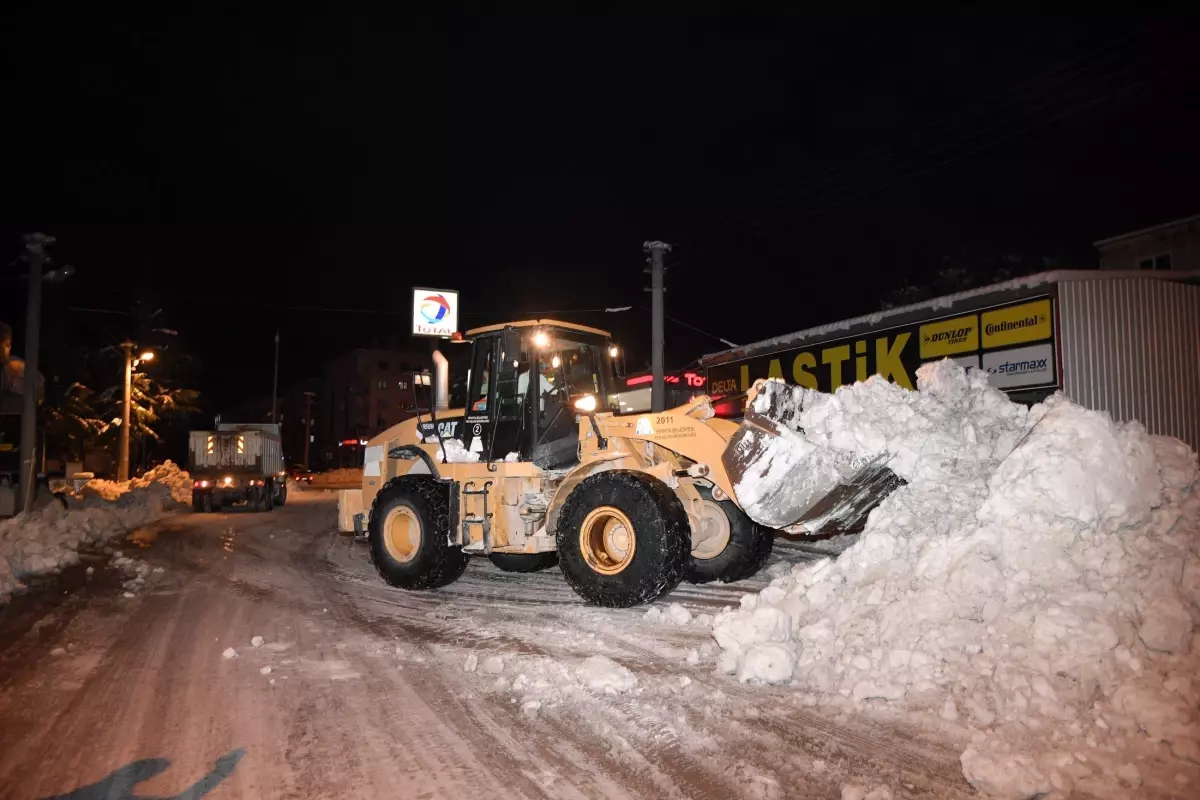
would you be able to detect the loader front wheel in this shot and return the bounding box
[557,471,690,607]
[685,484,774,584]
[369,476,469,590]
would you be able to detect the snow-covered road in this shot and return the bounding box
[0,491,972,799]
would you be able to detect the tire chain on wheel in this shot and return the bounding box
[368,475,470,590]
[556,470,691,608]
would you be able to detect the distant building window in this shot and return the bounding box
[377,380,387,389]
[1140,254,1173,271]
[397,381,408,391]
[379,360,388,371]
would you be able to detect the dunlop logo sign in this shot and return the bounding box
[919,314,979,359]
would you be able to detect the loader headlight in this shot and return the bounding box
[574,395,597,412]
[533,331,550,349]
[222,476,234,486]
[609,345,619,358]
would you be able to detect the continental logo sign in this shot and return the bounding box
[919,314,978,359]
[706,295,1056,399]
[981,299,1051,348]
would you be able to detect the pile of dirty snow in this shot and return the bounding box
[305,467,364,488]
[79,460,193,506]
[1,464,189,603]
[713,361,1200,799]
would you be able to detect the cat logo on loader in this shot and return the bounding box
[338,320,902,607]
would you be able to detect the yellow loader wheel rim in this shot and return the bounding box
[579,506,637,576]
[383,505,422,564]
[691,498,732,560]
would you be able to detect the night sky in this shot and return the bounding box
[4,12,1199,416]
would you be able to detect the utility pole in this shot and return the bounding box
[16,234,49,513]
[643,240,670,412]
[302,391,315,469]
[118,342,134,482]
[270,328,280,423]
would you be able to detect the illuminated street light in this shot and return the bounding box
[118,342,155,481]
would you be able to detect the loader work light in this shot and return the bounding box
[574,395,597,412]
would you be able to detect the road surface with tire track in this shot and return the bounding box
[0,490,974,799]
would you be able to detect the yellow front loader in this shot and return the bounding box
[338,320,902,607]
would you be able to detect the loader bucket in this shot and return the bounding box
[721,380,905,533]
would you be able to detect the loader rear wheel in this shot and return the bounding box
[557,471,690,607]
[369,476,469,590]
[488,552,558,573]
[685,484,774,584]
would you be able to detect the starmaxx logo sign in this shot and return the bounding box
[982,342,1056,390]
[411,288,459,337]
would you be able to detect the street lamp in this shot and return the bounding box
[117,342,154,481]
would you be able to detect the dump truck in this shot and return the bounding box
[337,320,902,607]
[189,424,287,512]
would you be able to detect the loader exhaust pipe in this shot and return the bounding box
[432,349,449,412]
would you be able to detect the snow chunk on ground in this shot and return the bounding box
[576,655,638,694]
[222,648,238,659]
[710,361,1200,799]
[251,636,264,647]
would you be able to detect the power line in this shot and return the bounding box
[670,51,1184,272]
[672,24,1156,254]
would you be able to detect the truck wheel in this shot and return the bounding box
[250,487,264,512]
[276,483,288,506]
[265,487,275,511]
[193,493,212,513]
[556,471,690,607]
[368,476,469,590]
[488,552,558,573]
[685,484,774,584]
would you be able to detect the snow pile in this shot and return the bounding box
[130,461,193,504]
[712,361,1200,798]
[0,467,185,604]
[306,467,363,488]
[78,460,192,506]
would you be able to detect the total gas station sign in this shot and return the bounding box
[411,287,460,338]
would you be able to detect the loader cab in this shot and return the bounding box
[460,321,620,469]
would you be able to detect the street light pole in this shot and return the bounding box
[643,240,670,413]
[303,391,315,470]
[118,341,134,482]
[270,328,280,423]
[16,234,49,513]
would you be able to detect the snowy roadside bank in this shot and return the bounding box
[712,362,1199,799]
[0,461,191,604]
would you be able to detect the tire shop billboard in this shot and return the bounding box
[704,292,1058,402]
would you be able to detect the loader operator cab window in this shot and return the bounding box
[531,331,618,469]
[464,331,531,462]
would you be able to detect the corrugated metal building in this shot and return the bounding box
[699,270,1200,451]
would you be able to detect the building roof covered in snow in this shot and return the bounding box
[699,268,1200,367]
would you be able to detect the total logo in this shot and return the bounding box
[420,294,451,324]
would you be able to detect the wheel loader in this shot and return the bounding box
[338,320,903,607]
